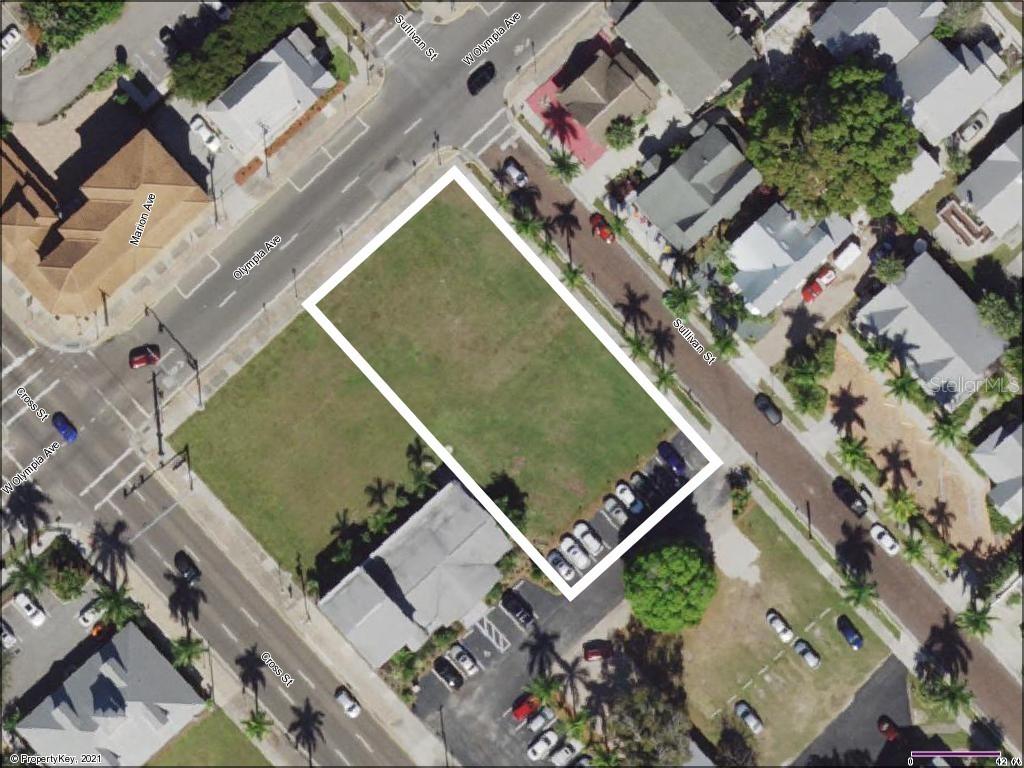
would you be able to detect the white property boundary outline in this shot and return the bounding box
[302,167,723,600]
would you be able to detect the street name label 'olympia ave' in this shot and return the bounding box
[395,14,438,62]
[1,441,61,496]
[128,193,156,247]
[462,12,521,66]
[233,234,283,279]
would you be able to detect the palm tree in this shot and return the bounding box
[662,283,699,319]
[930,411,965,447]
[561,263,584,289]
[605,115,636,150]
[93,583,141,629]
[330,508,351,540]
[841,571,879,608]
[886,370,917,402]
[711,329,739,361]
[902,535,925,565]
[591,746,621,767]
[243,708,272,741]
[654,364,675,392]
[873,255,906,285]
[956,601,993,638]
[170,634,206,669]
[549,148,581,182]
[626,332,650,361]
[922,675,974,718]
[865,340,894,373]
[937,545,961,575]
[2,706,21,750]
[605,213,628,241]
[366,507,397,538]
[8,555,48,598]
[363,477,394,511]
[557,656,590,714]
[330,538,355,568]
[513,214,546,242]
[791,383,827,416]
[527,675,561,707]
[837,435,875,476]
[558,708,591,741]
[537,236,559,259]
[288,698,325,766]
[885,488,919,528]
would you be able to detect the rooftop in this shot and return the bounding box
[972,423,1023,523]
[956,126,1023,239]
[811,1,944,65]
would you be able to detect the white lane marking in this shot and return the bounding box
[297,669,315,688]
[79,447,134,496]
[107,500,125,518]
[528,3,546,20]
[127,499,180,541]
[333,747,350,764]
[291,118,370,193]
[320,145,334,161]
[239,606,259,626]
[403,117,423,135]
[92,386,137,432]
[146,541,162,558]
[220,622,239,642]
[463,108,506,152]
[355,733,374,752]
[176,254,222,300]
[2,368,43,403]
[375,19,401,47]
[217,291,237,309]
[278,687,296,705]
[134,489,147,503]
[341,175,360,194]
[383,35,406,60]
[481,2,506,16]
[2,444,20,466]
[279,233,298,250]
[1,347,36,379]
[3,376,56,426]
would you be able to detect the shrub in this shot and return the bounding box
[22,1,124,53]
[51,568,87,601]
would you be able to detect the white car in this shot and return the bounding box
[734,700,763,735]
[527,730,560,761]
[547,549,577,581]
[78,601,101,628]
[602,496,628,526]
[503,157,528,188]
[1,619,16,649]
[14,592,45,627]
[572,521,604,557]
[765,609,794,644]
[793,639,821,669]
[448,643,479,676]
[335,688,361,718]
[870,523,900,556]
[189,115,222,153]
[958,112,987,144]
[1,25,21,56]
[527,706,556,733]
[559,535,591,571]
[614,481,642,514]
[551,740,583,767]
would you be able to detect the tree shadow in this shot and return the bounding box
[829,384,867,438]
[887,332,921,374]
[660,248,697,283]
[878,441,916,491]
[164,571,207,634]
[971,254,1020,301]
[3,481,52,553]
[927,499,957,540]
[519,625,562,679]
[88,520,134,588]
[555,654,591,715]
[916,611,972,681]
[551,200,581,264]
[288,698,325,767]
[235,644,267,712]
[614,284,652,335]
[484,471,529,529]
[835,521,875,578]
[716,713,758,766]
[648,322,676,364]
[782,303,825,353]
[509,183,543,219]
[801,747,872,766]
[541,102,579,148]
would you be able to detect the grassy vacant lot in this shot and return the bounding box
[320,184,673,541]
[682,507,888,765]
[170,314,416,569]
[148,708,268,766]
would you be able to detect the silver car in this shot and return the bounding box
[870,523,900,556]
[527,706,556,733]
[602,496,629,526]
[335,687,361,718]
[527,730,560,761]
[547,549,577,582]
[793,639,821,669]
[1,619,16,649]
[448,643,480,676]
[734,700,763,735]
[572,521,604,557]
[559,535,591,571]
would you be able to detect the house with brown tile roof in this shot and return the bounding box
[1,129,208,316]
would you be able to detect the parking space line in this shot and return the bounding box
[239,606,259,626]
[320,145,334,161]
[403,117,423,135]
[278,687,296,705]
[107,500,125,518]
[480,2,506,16]
[80,447,134,496]
[176,254,221,300]
[1,346,36,378]
[527,2,546,20]
[292,118,370,192]
[2,368,42,402]
[333,747,350,764]
[464,109,506,153]
[220,622,239,642]
[297,669,315,688]
[341,175,360,194]
[92,386,138,433]
[355,734,373,752]
[128,499,180,541]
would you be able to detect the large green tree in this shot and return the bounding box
[23,2,124,53]
[746,64,919,219]
[624,544,716,632]
[605,686,691,765]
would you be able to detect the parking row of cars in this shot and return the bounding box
[512,694,589,766]
[1,590,109,651]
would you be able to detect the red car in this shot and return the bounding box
[801,266,837,303]
[129,344,161,369]
[877,715,899,742]
[589,213,616,243]
[512,693,540,721]
[582,639,613,661]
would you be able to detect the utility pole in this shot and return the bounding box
[151,370,165,457]
[257,120,271,178]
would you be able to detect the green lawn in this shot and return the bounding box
[170,314,417,569]
[319,184,674,542]
[906,171,956,232]
[148,708,268,766]
[330,46,356,84]
[682,506,888,765]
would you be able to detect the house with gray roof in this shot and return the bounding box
[955,126,1023,242]
[890,148,944,214]
[614,1,753,111]
[319,481,511,668]
[855,252,1004,409]
[208,28,335,157]
[811,1,943,65]
[18,623,203,766]
[893,37,1001,145]
[728,204,854,316]
[635,117,762,253]
[972,424,1023,523]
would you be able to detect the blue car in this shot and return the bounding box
[52,412,78,443]
[657,441,687,479]
[836,614,863,650]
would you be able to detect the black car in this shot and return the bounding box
[433,656,464,690]
[174,550,201,584]
[467,61,496,95]
[500,589,534,629]
[158,26,178,57]
[754,393,783,425]
[832,476,868,517]
[836,614,864,650]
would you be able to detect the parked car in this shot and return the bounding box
[559,535,591,570]
[433,656,464,690]
[602,496,629,526]
[129,344,161,369]
[870,523,900,556]
[174,549,201,583]
[467,61,496,95]
[448,643,479,676]
[589,212,616,243]
[614,480,644,515]
[527,706,556,733]
[657,441,687,479]
[1,619,16,649]
[202,0,231,21]
[801,266,838,303]
[527,730,560,761]
[548,549,577,582]
[877,715,899,742]
[958,111,987,143]
[14,592,46,627]
[832,476,867,517]
[551,741,582,766]
[1,25,21,55]
[78,600,101,628]
[734,700,763,735]
[836,614,864,650]
[189,115,222,153]
[503,157,528,188]
[335,687,361,718]
[572,521,603,557]
[629,471,655,505]
[765,609,794,643]
[582,639,613,661]
[512,693,541,722]
[52,411,78,443]
[501,590,534,629]
[754,393,783,425]
[793,639,821,669]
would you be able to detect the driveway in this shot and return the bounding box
[481,140,1024,751]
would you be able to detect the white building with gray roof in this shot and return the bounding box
[319,482,511,668]
[855,252,1004,409]
[956,126,1023,242]
[811,1,944,65]
[972,424,1023,523]
[18,623,204,766]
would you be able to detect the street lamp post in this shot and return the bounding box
[257,119,271,178]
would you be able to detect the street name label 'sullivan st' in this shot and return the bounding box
[233,235,282,279]
[128,193,156,247]
[1,441,61,496]
[672,318,716,365]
